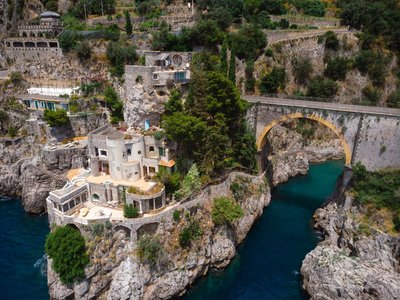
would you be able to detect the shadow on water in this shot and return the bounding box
[182,160,344,300]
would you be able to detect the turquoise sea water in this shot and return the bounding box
[0,197,49,300]
[184,160,344,300]
[0,160,343,300]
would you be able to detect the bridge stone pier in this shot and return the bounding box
[244,96,400,171]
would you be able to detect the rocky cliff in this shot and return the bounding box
[266,120,344,186]
[48,172,270,299]
[301,196,400,300]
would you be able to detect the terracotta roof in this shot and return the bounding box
[159,159,175,168]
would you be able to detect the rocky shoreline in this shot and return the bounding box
[301,196,400,299]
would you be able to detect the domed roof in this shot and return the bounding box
[40,11,60,18]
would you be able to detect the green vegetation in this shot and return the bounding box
[76,41,92,61]
[58,30,82,52]
[324,57,349,81]
[173,210,181,222]
[338,0,400,52]
[179,219,202,248]
[362,85,380,105]
[352,162,400,232]
[106,40,138,77]
[259,67,286,94]
[212,197,244,226]
[354,51,388,87]
[307,76,338,99]
[104,86,123,123]
[163,63,256,176]
[136,234,164,265]
[229,24,267,60]
[66,0,115,19]
[387,89,400,108]
[324,31,339,51]
[123,204,139,218]
[155,168,182,196]
[43,109,69,127]
[296,0,326,17]
[45,226,89,284]
[125,11,132,35]
[292,57,313,86]
[174,164,201,200]
[10,72,22,85]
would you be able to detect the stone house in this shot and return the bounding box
[125,51,192,91]
[46,125,175,225]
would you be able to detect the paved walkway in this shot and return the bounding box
[243,95,400,117]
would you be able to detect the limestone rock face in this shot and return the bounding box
[301,201,400,300]
[124,83,168,128]
[266,123,344,186]
[48,173,271,299]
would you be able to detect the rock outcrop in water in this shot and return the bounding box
[301,191,400,299]
[267,121,344,186]
[48,172,270,299]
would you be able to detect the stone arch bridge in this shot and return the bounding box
[244,96,400,171]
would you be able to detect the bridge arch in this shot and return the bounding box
[256,113,352,166]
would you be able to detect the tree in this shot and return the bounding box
[324,31,339,51]
[292,56,313,86]
[301,0,326,17]
[45,226,89,284]
[104,86,124,122]
[124,204,139,218]
[43,109,69,127]
[179,219,202,248]
[220,42,228,77]
[307,76,338,99]
[76,41,92,61]
[324,57,349,81]
[212,196,244,226]
[228,52,236,84]
[259,67,286,94]
[230,24,267,60]
[137,235,164,265]
[58,30,82,52]
[125,11,132,35]
[174,164,202,200]
[164,89,183,116]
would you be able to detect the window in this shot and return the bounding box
[95,147,99,156]
[149,167,156,174]
[127,149,131,155]
[92,194,100,201]
[159,147,164,156]
[100,149,107,157]
[138,150,142,155]
[149,146,155,152]
[174,72,186,82]
[153,73,159,80]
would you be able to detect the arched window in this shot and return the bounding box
[149,146,155,152]
[92,193,100,201]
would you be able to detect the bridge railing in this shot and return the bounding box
[256,93,333,103]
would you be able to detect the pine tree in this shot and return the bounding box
[220,42,228,77]
[229,51,236,85]
[125,10,133,35]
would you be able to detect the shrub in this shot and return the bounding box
[387,89,400,108]
[45,226,89,284]
[174,164,201,200]
[43,109,69,127]
[354,51,388,86]
[292,56,313,85]
[10,72,22,85]
[301,0,326,17]
[229,24,267,60]
[0,110,8,122]
[259,67,286,94]
[173,210,181,222]
[124,204,139,218]
[212,196,244,226]
[136,234,164,265]
[76,41,92,61]
[279,18,289,29]
[179,219,202,248]
[58,30,82,52]
[380,145,386,154]
[7,127,18,137]
[324,57,349,81]
[362,85,380,104]
[307,76,338,99]
[324,31,339,51]
[393,213,400,232]
[104,86,123,122]
[265,48,274,57]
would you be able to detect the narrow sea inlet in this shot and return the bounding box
[0,160,343,300]
[184,160,344,300]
